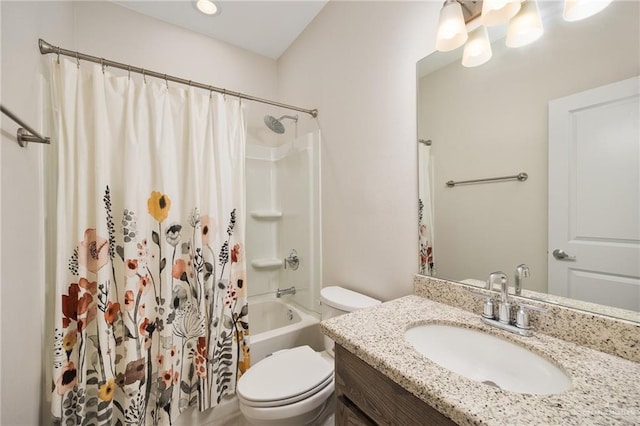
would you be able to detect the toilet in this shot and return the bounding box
[237,286,381,425]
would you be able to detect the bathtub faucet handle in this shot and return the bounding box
[284,249,300,270]
[276,286,296,298]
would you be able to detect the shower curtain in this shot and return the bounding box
[418,142,435,275]
[48,58,249,425]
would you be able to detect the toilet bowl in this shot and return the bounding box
[237,286,381,426]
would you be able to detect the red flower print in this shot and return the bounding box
[61,283,80,328]
[77,293,97,333]
[61,282,96,331]
[137,275,151,293]
[125,259,139,277]
[195,353,207,378]
[197,336,207,357]
[195,337,208,378]
[78,277,98,296]
[231,244,241,263]
[139,317,150,336]
[224,283,238,308]
[104,301,120,325]
[78,229,109,273]
[56,361,77,396]
[172,259,187,281]
[123,290,135,312]
[161,369,173,387]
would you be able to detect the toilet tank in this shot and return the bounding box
[320,286,381,354]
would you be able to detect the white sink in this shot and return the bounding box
[405,324,572,395]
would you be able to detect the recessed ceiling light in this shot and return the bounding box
[196,0,219,16]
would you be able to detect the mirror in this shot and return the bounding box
[417,0,639,322]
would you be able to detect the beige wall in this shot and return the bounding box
[418,1,639,292]
[1,3,75,424]
[278,1,440,302]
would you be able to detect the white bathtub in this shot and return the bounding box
[248,298,323,364]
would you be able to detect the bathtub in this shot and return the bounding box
[248,298,323,364]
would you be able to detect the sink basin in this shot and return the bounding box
[405,324,571,395]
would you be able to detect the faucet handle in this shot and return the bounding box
[470,291,495,319]
[516,303,547,330]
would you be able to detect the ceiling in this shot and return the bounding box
[115,0,329,59]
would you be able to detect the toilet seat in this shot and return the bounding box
[237,346,334,408]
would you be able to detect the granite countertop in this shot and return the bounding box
[321,295,640,426]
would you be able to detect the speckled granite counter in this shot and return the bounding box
[321,295,640,426]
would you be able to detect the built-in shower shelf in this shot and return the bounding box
[250,210,283,220]
[251,258,283,269]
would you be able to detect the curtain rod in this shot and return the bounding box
[38,39,319,118]
[0,104,51,147]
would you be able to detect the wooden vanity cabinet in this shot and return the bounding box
[335,344,457,426]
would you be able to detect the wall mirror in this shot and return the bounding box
[417,0,639,322]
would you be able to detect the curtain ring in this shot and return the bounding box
[209,85,213,99]
[56,46,60,64]
[75,51,80,68]
[164,74,168,89]
[100,58,105,74]
[127,65,131,80]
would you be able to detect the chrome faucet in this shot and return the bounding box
[515,264,530,296]
[276,286,296,298]
[487,271,510,324]
[478,271,545,337]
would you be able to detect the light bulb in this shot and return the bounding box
[482,0,522,26]
[436,0,468,52]
[563,0,613,22]
[462,26,493,67]
[506,0,544,48]
[196,0,219,16]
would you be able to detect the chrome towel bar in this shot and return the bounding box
[1,104,50,147]
[446,172,528,188]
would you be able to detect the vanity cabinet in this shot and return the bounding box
[335,344,457,426]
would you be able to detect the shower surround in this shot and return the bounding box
[245,128,322,313]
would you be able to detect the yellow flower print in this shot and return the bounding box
[98,378,115,401]
[62,330,78,353]
[147,191,171,223]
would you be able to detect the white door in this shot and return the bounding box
[548,76,640,311]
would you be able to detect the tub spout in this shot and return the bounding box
[276,286,296,298]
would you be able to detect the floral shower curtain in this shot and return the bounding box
[418,142,435,275]
[48,58,249,425]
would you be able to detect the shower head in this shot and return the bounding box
[264,114,298,134]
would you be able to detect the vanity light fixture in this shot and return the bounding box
[435,0,612,67]
[196,0,219,16]
[435,0,468,52]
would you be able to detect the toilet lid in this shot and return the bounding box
[320,286,381,312]
[237,346,333,405]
